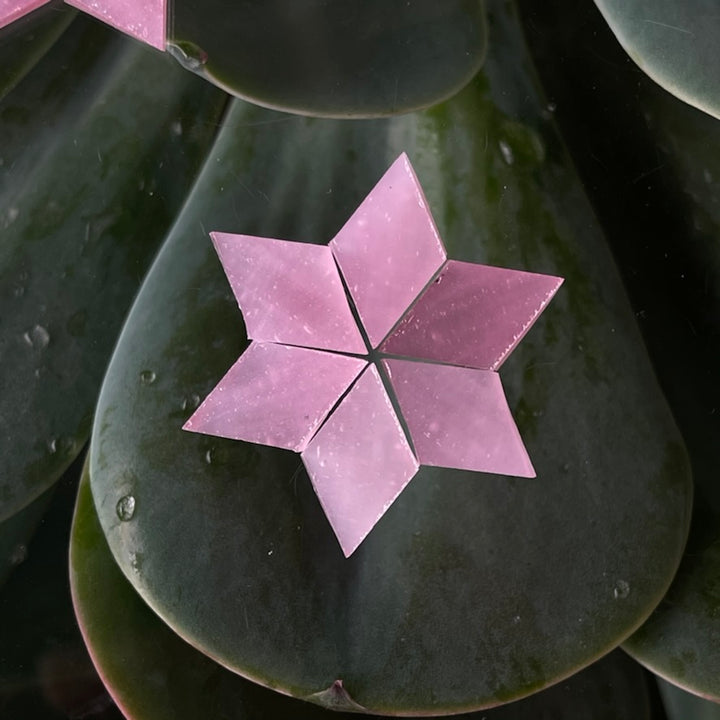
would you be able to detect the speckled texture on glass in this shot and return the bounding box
[0,0,50,27]
[183,154,563,556]
[330,153,446,348]
[381,260,564,370]
[383,359,535,477]
[184,342,366,452]
[302,365,419,557]
[211,232,366,354]
[65,0,166,49]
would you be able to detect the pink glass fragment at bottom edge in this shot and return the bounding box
[183,342,367,453]
[302,365,419,557]
[65,0,166,49]
[383,359,535,478]
[0,0,51,27]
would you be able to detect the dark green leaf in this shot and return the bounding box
[515,0,720,700]
[0,454,121,719]
[0,1,75,102]
[72,463,654,719]
[89,2,691,712]
[659,678,720,720]
[169,0,487,117]
[0,482,52,588]
[0,15,227,522]
[594,0,720,120]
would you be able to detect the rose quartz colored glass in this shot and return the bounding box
[383,359,535,477]
[0,0,50,27]
[65,0,166,49]
[302,365,419,557]
[330,153,446,348]
[381,260,564,370]
[183,154,563,556]
[184,342,366,453]
[211,232,366,354]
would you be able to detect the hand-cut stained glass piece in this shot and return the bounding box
[183,153,563,556]
[380,260,563,370]
[330,153,446,348]
[211,232,366,354]
[65,0,166,49]
[302,365,419,557]
[184,342,366,452]
[383,359,535,478]
[0,0,50,27]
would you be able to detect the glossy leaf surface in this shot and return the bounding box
[168,0,487,118]
[0,456,121,719]
[659,679,720,719]
[594,0,720,120]
[517,0,720,700]
[0,0,74,101]
[0,482,52,588]
[90,2,691,713]
[0,15,227,522]
[72,465,654,720]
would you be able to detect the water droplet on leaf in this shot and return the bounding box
[139,370,156,385]
[499,140,514,165]
[168,41,208,72]
[613,580,630,600]
[23,324,50,351]
[10,543,27,566]
[116,495,136,521]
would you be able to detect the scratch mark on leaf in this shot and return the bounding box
[644,19,694,36]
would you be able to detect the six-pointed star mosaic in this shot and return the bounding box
[184,154,563,556]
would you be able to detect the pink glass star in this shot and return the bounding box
[184,154,563,557]
[1,0,166,50]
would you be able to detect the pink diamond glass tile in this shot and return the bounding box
[302,365,419,557]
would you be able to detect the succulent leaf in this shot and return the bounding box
[594,0,720,120]
[168,0,487,117]
[0,14,227,522]
[72,462,656,720]
[516,0,720,701]
[88,1,691,712]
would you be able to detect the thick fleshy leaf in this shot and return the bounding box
[168,0,487,118]
[0,1,75,101]
[517,0,720,700]
[302,365,418,557]
[330,153,446,346]
[72,465,654,720]
[383,359,534,477]
[0,15,226,522]
[211,233,365,353]
[380,260,563,370]
[185,342,366,453]
[594,0,720,121]
[0,482,53,588]
[90,1,690,712]
[659,679,720,719]
[0,456,119,719]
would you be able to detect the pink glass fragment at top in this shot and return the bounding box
[0,0,50,27]
[184,342,366,453]
[65,0,166,50]
[302,365,419,557]
[212,233,366,355]
[381,260,563,370]
[330,153,446,348]
[383,359,535,478]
